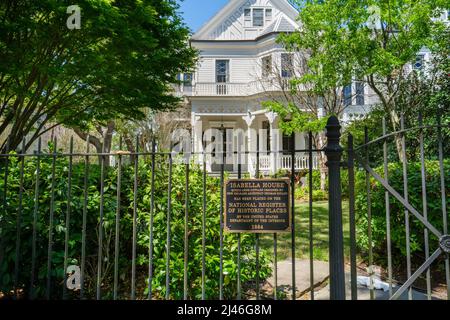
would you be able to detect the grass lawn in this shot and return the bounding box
[260,200,350,262]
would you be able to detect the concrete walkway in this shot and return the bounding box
[267,259,442,300]
[313,271,440,300]
[266,259,329,298]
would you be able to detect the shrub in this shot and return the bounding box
[355,160,449,268]
[294,187,328,202]
[0,152,271,299]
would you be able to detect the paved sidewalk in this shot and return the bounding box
[267,260,441,300]
[313,271,440,300]
[266,259,329,298]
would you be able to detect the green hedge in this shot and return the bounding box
[354,160,449,267]
[0,153,271,299]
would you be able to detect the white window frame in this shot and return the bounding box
[243,7,270,28]
[265,9,272,22]
[252,8,264,27]
[262,55,272,78]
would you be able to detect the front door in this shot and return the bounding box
[216,60,229,95]
[210,127,234,172]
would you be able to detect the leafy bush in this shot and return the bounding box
[355,160,449,268]
[0,152,271,299]
[294,186,328,202]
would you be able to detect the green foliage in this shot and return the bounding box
[294,187,328,202]
[285,0,446,94]
[262,101,329,135]
[0,152,271,299]
[0,0,197,152]
[354,160,449,267]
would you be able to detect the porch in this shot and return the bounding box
[191,110,320,175]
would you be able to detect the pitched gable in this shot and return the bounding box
[192,0,299,41]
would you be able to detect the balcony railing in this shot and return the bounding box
[189,79,308,97]
[257,154,319,171]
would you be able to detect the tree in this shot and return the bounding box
[258,49,355,189]
[344,27,450,164]
[276,0,448,160]
[0,0,197,153]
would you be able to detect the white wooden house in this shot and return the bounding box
[174,0,436,175]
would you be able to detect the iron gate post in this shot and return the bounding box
[324,116,346,300]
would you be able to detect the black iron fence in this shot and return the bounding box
[347,112,449,300]
[0,115,448,300]
[0,120,337,301]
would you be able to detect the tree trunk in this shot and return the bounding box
[389,110,405,163]
[123,133,136,163]
[316,132,328,191]
[73,121,116,166]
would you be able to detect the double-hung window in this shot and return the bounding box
[281,53,293,78]
[265,9,272,22]
[253,8,264,27]
[414,54,425,71]
[262,55,272,78]
[343,85,352,106]
[355,82,365,105]
[216,60,229,83]
[184,73,193,86]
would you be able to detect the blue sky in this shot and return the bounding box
[178,0,230,33]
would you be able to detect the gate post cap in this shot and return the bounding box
[325,116,343,154]
[440,235,450,254]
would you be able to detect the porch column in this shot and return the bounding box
[243,113,256,177]
[265,111,279,175]
[192,114,207,169]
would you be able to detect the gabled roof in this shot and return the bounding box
[260,16,296,37]
[192,0,299,41]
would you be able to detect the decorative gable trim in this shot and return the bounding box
[192,0,299,41]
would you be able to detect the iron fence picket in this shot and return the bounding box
[113,138,123,300]
[184,161,190,300]
[290,134,296,300]
[80,137,90,299]
[382,119,393,298]
[255,147,260,300]
[219,147,224,300]
[0,138,11,292]
[418,113,432,300]
[437,111,450,300]
[29,138,41,300]
[237,153,242,301]
[401,115,413,300]
[166,152,172,299]
[347,134,357,300]
[131,136,139,300]
[148,138,156,300]
[308,131,314,300]
[201,152,207,300]
[273,233,278,300]
[46,137,57,300]
[14,138,26,299]
[63,137,74,300]
[364,128,375,300]
[96,142,106,300]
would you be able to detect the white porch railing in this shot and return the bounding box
[192,79,309,97]
[256,154,319,172]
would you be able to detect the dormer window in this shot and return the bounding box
[244,9,251,21]
[244,7,271,28]
[265,9,272,22]
[253,9,264,27]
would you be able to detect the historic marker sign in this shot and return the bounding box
[225,179,291,233]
